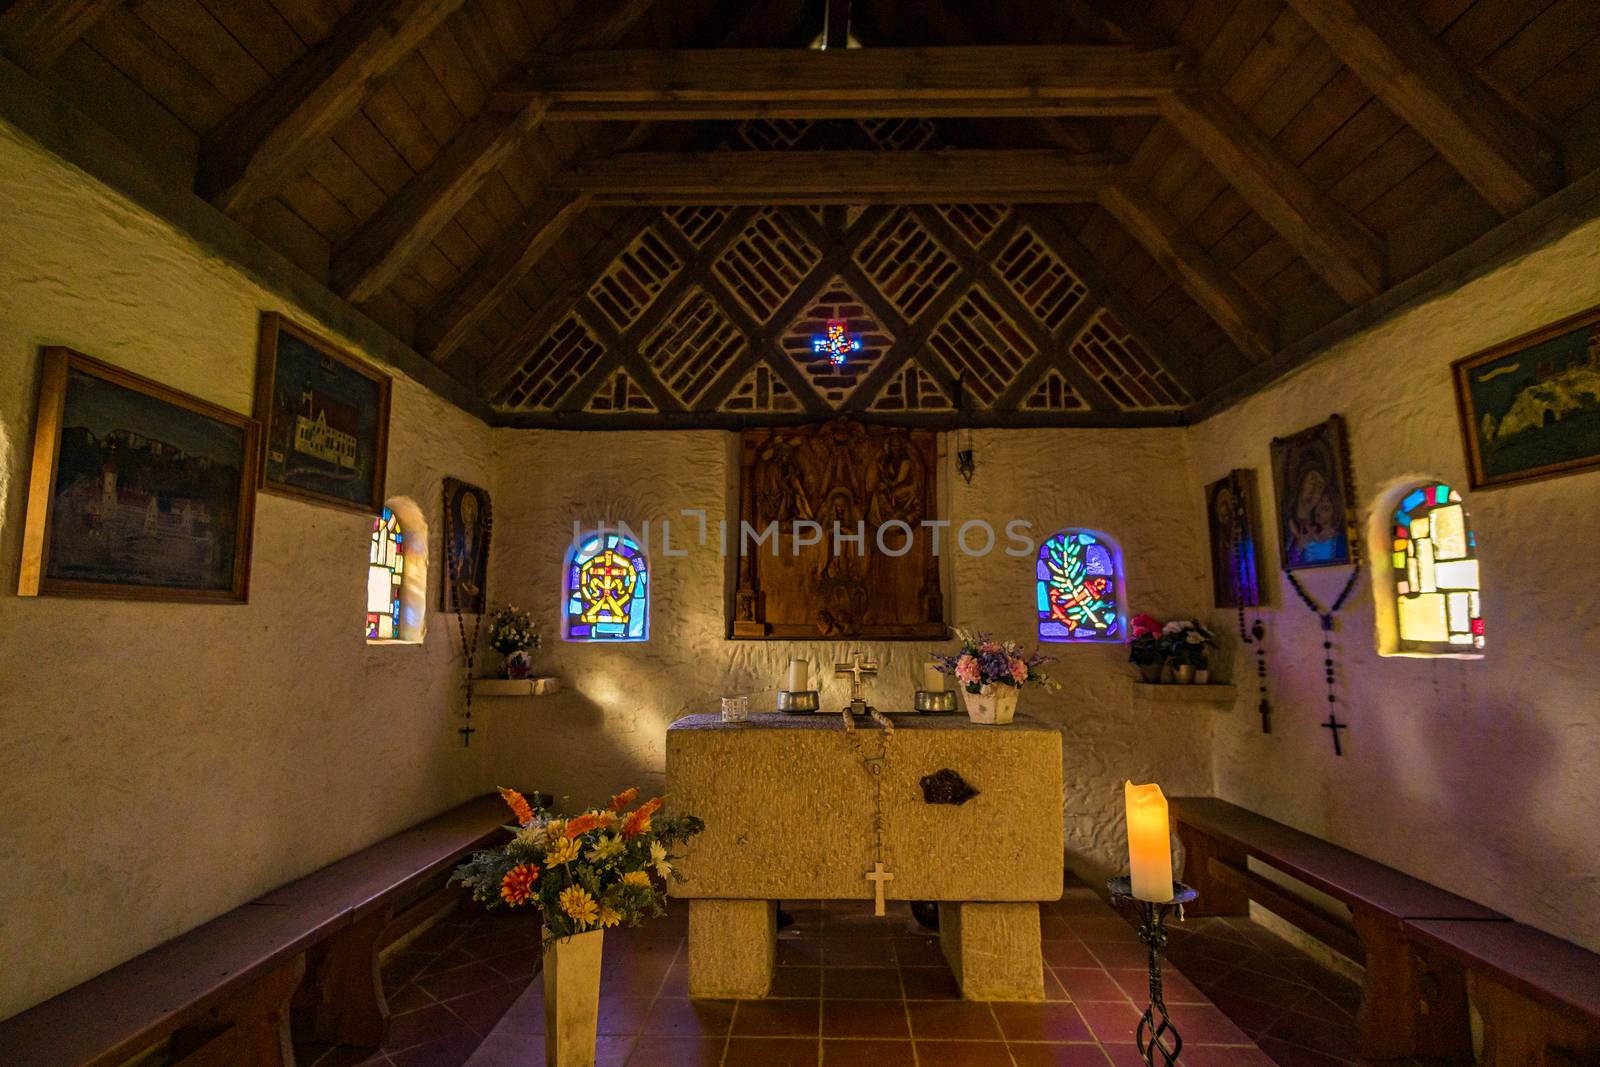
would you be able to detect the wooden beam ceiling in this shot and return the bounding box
[0,0,120,76]
[495,45,1197,121]
[196,0,470,216]
[548,150,1120,204]
[1283,0,1562,217]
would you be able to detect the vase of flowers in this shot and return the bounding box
[1160,620,1216,684]
[451,787,704,1067]
[1129,613,1166,683]
[488,605,539,678]
[934,629,1056,725]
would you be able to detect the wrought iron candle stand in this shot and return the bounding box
[1107,876,1199,1067]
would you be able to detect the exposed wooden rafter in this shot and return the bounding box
[0,0,120,76]
[549,150,1120,204]
[1283,0,1561,217]
[196,0,470,216]
[497,45,1197,120]
[330,0,659,304]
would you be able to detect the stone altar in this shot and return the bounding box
[666,712,1064,1000]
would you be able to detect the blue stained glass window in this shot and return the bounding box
[1036,529,1125,643]
[563,532,649,642]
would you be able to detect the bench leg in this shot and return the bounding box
[1472,972,1600,1067]
[171,955,304,1067]
[296,906,392,1048]
[1353,910,1472,1062]
[940,902,1044,1001]
[1174,824,1249,917]
[688,899,774,998]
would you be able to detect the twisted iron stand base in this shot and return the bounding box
[1108,877,1199,1066]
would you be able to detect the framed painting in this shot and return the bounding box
[441,478,491,614]
[1269,415,1357,571]
[1206,468,1264,608]
[18,347,259,602]
[1452,304,1600,490]
[254,312,390,514]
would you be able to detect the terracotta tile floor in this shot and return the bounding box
[295,878,1410,1067]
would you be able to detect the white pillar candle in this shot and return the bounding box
[785,658,808,692]
[923,661,947,692]
[1124,781,1174,903]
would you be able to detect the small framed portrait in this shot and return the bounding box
[1270,415,1357,571]
[1205,468,1264,607]
[441,478,491,614]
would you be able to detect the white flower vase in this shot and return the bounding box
[542,927,605,1067]
[962,684,1019,724]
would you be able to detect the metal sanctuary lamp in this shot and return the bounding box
[1111,781,1197,1067]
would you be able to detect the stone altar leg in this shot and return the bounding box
[940,902,1044,1001]
[688,899,775,998]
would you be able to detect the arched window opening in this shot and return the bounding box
[564,531,649,642]
[1037,529,1125,643]
[367,507,403,639]
[1387,482,1484,655]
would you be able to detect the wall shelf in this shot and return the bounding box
[473,677,560,697]
[1129,680,1237,705]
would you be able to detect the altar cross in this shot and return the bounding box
[1322,712,1348,756]
[834,650,879,703]
[865,861,894,917]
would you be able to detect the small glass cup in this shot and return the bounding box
[721,695,751,723]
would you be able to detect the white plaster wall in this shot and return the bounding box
[1190,214,1600,952]
[0,124,494,1017]
[482,426,1215,885]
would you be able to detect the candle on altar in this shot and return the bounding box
[785,658,808,692]
[1124,780,1174,903]
[922,661,947,692]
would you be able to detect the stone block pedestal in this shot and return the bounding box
[940,901,1045,1001]
[687,899,775,998]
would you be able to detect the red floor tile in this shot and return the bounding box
[906,1000,1004,1040]
[1009,1043,1119,1066]
[1053,967,1130,1002]
[730,998,821,1037]
[596,996,654,1035]
[1042,939,1102,968]
[768,965,822,997]
[823,966,902,998]
[991,1001,1094,1042]
[723,1036,821,1066]
[821,1037,919,1065]
[1072,998,1143,1045]
[900,965,962,999]
[822,999,911,1039]
[912,1039,1012,1065]
[624,1035,724,1066]
[443,981,526,1036]
[641,997,735,1037]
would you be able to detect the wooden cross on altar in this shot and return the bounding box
[835,651,879,703]
[866,861,894,917]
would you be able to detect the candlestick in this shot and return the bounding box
[922,661,946,693]
[785,658,808,693]
[1108,876,1198,1066]
[1125,781,1174,903]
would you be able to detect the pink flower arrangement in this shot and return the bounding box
[935,629,1057,693]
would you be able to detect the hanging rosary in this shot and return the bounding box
[842,708,896,915]
[1285,564,1363,756]
[1228,490,1271,734]
[445,502,492,748]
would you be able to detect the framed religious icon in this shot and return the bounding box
[1205,469,1264,608]
[253,312,390,514]
[1269,415,1357,571]
[441,478,491,614]
[18,347,260,602]
[1452,303,1600,490]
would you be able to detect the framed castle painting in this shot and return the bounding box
[1452,304,1600,490]
[254,312,390,514]
[18,347,260,602]
[1269,415,1356,571]
[441,478,491,614]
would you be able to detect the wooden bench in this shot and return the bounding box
[1170,796,1503,1062]
[1404,918,1600,1066]
[0,794,508,1067]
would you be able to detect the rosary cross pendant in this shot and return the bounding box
[866,861,894,917]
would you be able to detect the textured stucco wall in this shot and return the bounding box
[1191,213,1600,952]
[0,123,494,1017]
[482,425,1215,884]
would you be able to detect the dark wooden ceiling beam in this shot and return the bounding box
[1098,182,1277,361]
[0,0,121,76]
[196,0,470,216]
[496,45,1196,120]
[1282,0,1561,217]
[549,150,1120,202]
[330,0,658,304]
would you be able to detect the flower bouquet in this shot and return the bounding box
[1159,620,1216,684]
[488,605,539,678]
[1129,614,1165,682]
[933,628,1057,724]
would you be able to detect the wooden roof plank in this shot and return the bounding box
[0,0,122,76]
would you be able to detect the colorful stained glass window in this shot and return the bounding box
[1392,483,1484,652]
[367,507,403,639]
[564,532,649,642]
[1037,529,1124,642]
[812,318,861,366]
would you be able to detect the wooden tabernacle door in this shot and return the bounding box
[732,418,945,640]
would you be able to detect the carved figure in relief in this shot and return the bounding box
[758,440,812,522]
[868,430,923,527]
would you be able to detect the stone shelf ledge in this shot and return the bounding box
[473,677,561,697]
[1128,680,1238,705]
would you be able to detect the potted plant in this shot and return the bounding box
[1160,620,1216,684]
[488,605,539,678]
[1129,613,1165,683]
[452,788,703,1067]
[934,629,1057,724]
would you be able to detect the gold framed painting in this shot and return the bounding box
[254,312,391,514]
[18,347,260,602]
[1452,303,1600,490]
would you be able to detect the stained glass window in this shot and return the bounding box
[1037,529,1124,642]
[564,532,649,642]
[367,507,403,640]
[1391,483,1484,653]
